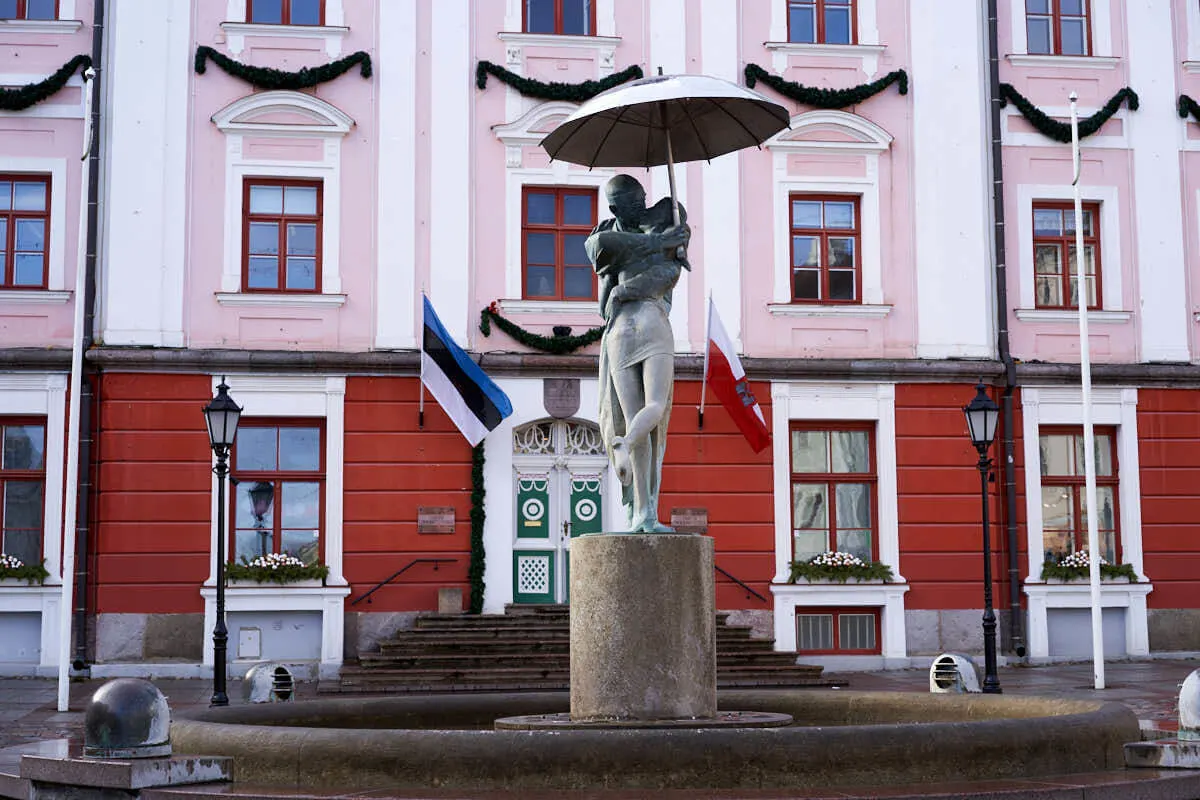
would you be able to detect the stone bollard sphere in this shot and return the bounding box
[84,678,172,758]
[1180,668,1200,741]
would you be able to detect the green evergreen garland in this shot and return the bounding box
[475,61,642,101]
[468,443,486,614]
[1179,94,1200,123]
[743,64,907,108]
[999,83,1138,143]
[194,46,372,90]
[0,54,92,112]
[480,302,604,354]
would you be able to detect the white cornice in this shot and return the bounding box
[0,18,82,34]
[767,303,892,318]
[1005,54,1120,70]
[215,292,347,308]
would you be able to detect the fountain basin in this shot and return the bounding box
[171,690,1138,791]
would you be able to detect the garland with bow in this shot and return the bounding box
[743,64,907,108]
[468,443,486,614]
[480,302,603,354]
[999,83,1138,143]
[1179,94,1200,123]
[476,61,642,102]
[0,54,92,112]
[194,46,372,90]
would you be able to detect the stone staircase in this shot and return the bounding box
[324,604,835,694]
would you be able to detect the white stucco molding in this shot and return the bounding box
[770,583,909,659]
[0,158,69,291]
[764,111,892,307]
[1024,582,1152,659]
[213,92,353,296]
[1009,0,1112,57]
[223,0,346,56]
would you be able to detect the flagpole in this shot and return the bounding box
[699,294,712,429]
[1070,91,1105,691]
[418,291,425,430]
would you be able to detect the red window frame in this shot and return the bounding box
[789,422,878,562]
[1025,0,1091,56]
[1038,426,1120,564]
[521,186,598,301]
[522,0,595,35]
[247,0,324,25]
[0,174,51,290]
[230,419,326,565]
[796,607,881,655]
[789,193,861,304]
[0,0,58,20]
[0,417,47,564]
[786,0,857,45]
[241,178,323,294]
[1033,201,1101,310]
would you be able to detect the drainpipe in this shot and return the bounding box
[986,0,1025,657]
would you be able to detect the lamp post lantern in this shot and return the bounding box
[203,378,242,707]
[963,382,1002,694]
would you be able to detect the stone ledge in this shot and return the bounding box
[20,755,230,790]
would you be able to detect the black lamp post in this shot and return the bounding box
[203,378,242,707]
[963,382,1002,694]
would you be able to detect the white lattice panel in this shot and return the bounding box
[517,554,551,595]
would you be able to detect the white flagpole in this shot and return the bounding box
[58,66,96,711]
[1070,91,1105,691]
[699,294,712,428]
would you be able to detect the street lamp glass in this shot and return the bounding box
[203,381,243,451]
[963,383,1000,450]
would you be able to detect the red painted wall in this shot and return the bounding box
[1137,389,1200,609]
[94,373,213,614]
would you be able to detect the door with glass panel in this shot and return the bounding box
[789,424,876,563]
[512,419,606,604]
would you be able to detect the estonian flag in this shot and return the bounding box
[421,296,513,446]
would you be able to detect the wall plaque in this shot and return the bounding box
[417,506,455,534]
[671,507,708,534]
[544,378,581,418]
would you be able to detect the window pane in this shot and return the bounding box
[788,5,815,43]
[793,269,820,300]
[285,258,316,290]
[828,237,855,268]
[1094,435,1114,476]
[2,530,40,566]
[1026,0,1049,12]
[0,182,9,209]
[829,269,856,301]
[791,430,828,472]
[1067,274,1097,308]
[526,0,554,32]
[793,531,828,562]
[831,431,869,472]
[824,202,854,229]
[1040,434,1074,476]
[279,427,320,471]
[249,0,283,23]
[284,186,317,215]
[235,480,275,530]
[1081,486,1116,538]
[25,0,55,18]
[249,222,279,255]
[1027,17,1051,54]
[563,233,589,266]
[14,255,44,286]
[1042,485,1074,532]
[837,528,872,560]
[287,223,316,256]
[249,185,283,214]
[1034,208,1062,236]
[281,481,320,528]
[1061,18,1087,55]
[1060,0,1084,14]
[289,0,322,25]
[4,481,42,528]
[281,529,320,564]
[824,6,852,44]
[792,482,828,530]
[526,265,556,297]
[792,236,818,267]
[236,427,277,471]
[0,0,17,19]
[3,425,45,470]
[526,192,555,224]
[13,182,46,211]
[791,200,822,228]
[562,193,594,226]
[1035,276,1061,307]
[15,219,44,252]
[839,614,876,650]
[1064,208,1094,236]
[1067,244,1096,277]
[562,0,589,35]
[836,483,871,530]
[1034,244,1062,275]
[234,530,264,563]
[248,257,278,289]
[526,232,555,264]
[797,614,833,650]
[564,266,592,299]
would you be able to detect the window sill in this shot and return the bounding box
[1023,581,1152,603]
[1005,54,1120,70]
[201,583,350,611]
[498,299,601,316]
[0,290,72,305]
[497,32,622,50]
[215,292,347,309]
[1184,61,1200,74]
[762,41,886,58]
[1014,308,1131,323]
[219,21,349,56]
[0,18,83,34]
[767,303,892,319]
[771,581,909,603]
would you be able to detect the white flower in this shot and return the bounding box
[0,554,24,570]
[809,551,866,569]
[246,553,306,570]
[1058,550,1108,569]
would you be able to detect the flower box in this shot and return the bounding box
[225,554,329,586]
[1040,551,1138,583]
[0,556,49,586]
[788,552,895,584]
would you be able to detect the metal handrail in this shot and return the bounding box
[350,558,457,606]
[714,564,768,603]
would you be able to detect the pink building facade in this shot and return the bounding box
[1,0,1198,678]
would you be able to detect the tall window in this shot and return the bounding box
[0,0,56,19]
[1033,201,1100,310]
[1039,428,1118,565]
[522,187,597,301]
[796,608,880,654]
[790,424,875,562]
[787,0,855,44]
[1,176,50,290]
[1026,0,1090,56]
[231,422,324,565]
[789,194,860,303]
[248,0,323,25]
[1,420,45,566]
[243,179,322,293]
[524,0,593,35]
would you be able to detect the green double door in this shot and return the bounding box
[512,468,604,604]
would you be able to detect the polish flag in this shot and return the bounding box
[702,298,772,453]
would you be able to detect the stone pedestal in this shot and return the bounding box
[570,534,715,721]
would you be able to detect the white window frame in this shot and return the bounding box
[201,374,349,678]
[0,158,69,296]
[765,0,885,76]
[768,381,908,662]
[212,91,352,302]
[222,0,348,57]
[1020,385,1151,660]
[1008,0,1116,66]
[1013,184,1126,320]
[763,111,892,315]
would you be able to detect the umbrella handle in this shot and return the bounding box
[661,103,687,264]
